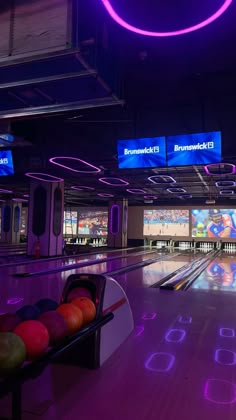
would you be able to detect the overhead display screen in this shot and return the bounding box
[167,131,221,166]
[117,137,166,169]
[143,209,189,236]
[192,209,236,238]
[78,211,108,236]
[0,150,14,176]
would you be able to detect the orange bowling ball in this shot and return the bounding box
[71,297,96,325]
[56,304,83,335]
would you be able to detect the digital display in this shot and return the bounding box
[167,131,221,166]
[192,209,236,238]
[63,211,77,235]
[143,209,189,236]
[78,211,108,236]
[0,150,14,176]
[117,137,166,169]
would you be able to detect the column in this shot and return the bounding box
[107,199,128,248]
[1,201,22,243]
[27,180,64,257]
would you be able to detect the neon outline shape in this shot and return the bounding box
[204,378,236,404]
[101,0,232,37]
[49,157,101,174]
[25,172,64,182]
[145,352,175,372]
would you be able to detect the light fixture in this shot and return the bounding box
[99,177,129,186]
[71,186,95,191]
[101,0,232,37]
[204,163,236,176]
[144,195,158,199]
[12,198,28,202]
[220,190,234,195]
[148,175,176,184]
[215,180,236,187]
[25,173,64,182]
[49,157,101,173]
[206,199,216,204]
[0,188,13,194]
[167,188,187,194]
[23,194,30,198]
[97,193,114,197]
[177,194,192,199]
[126,189,146,194]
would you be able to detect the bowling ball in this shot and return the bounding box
[71,297,96,325]
[0,313,21,332]
[16,305,41,321]
[14,320,49,360]
[38,311,68,345]
[0,332,26,372]
[67,287,92,303]
[56,304,83,335]
[35,298,58,314]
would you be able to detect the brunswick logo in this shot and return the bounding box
[124,146,160,155]
[174,142,214,152]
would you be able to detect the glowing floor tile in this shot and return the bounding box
[165,329,186,343]
[219,328,235,338]
[134,325,144,337]
[145,352,175,372]
[204,379,236,404]
[178,315,192,324]
[214,349,236,366]
[142,312,157,320]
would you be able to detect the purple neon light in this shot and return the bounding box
[101,0,232,37]
[148,175,176,184]
[0,200,6,203]
[7,297,24,305]
[215,349,236,366]
[144,195,158,200]
[99,177,129,186]
[134,325,144,337]
[220,190,234,195]
[145,353,175,372]
[204,379,236,404]
[142,312,157,320]
[110,204,120,235]
[98,193,114,197]
[165,329,186,343]
[0,188,13,194]
[204,163,236,176]
[12,198,28,202]
[216,180,236,187]
[127,189,146,194]
[219,327,235,337]
[177,194,192,199]
[25,172,64,182]
[49,157,101,174]
[71,186,95,191]
[167,187,187,194]
[178,315,192,324]
[23,194,30,198]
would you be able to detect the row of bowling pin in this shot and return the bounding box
[224,243,236,252]
[156,241,167,248]
[199,242,214,250]
[179,242,191,249]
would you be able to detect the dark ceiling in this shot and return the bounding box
[1,0,236,207]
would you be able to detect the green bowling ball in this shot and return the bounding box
[0,332,26,373]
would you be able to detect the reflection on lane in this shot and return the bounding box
[114,253,197,288]
[192,255,236,292]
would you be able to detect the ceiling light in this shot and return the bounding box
[148,175,176,184]
[101,0,232,37]
[49,157,101,173]
[99,177,129,186]
[25,173,64,182]
[204,163,236,176]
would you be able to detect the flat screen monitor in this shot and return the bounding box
[78,211,108,236]
[0,150,14,176]
[167,131,221,166]
[192,209,236,238]
[117,137,166,169]
[63,211,78,235]
[143,209,189,236]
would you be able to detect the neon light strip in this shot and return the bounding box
[145,353,175,372]
[148,175,176,184]
[49,157,101,174]
[101,0,232,37]
[99,177,129,186]
[215,349,236,366]
[98,193,114,197]
[127,189,146,194]
[71,186,95,191]
[204,163,236,175]
[25,172,64,182]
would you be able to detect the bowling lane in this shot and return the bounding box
[112,251,198,290]
[190,252,236,292]
[1,247,149,276]
[0,249,169,313]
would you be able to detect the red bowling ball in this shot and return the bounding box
[14,320,49,360]
[67,287,92,302]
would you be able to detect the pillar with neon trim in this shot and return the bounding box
[27,175,64,257]
[107,199,128,248]
[1,201,22,243]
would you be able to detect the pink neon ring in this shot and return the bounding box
[101,0,232,37]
